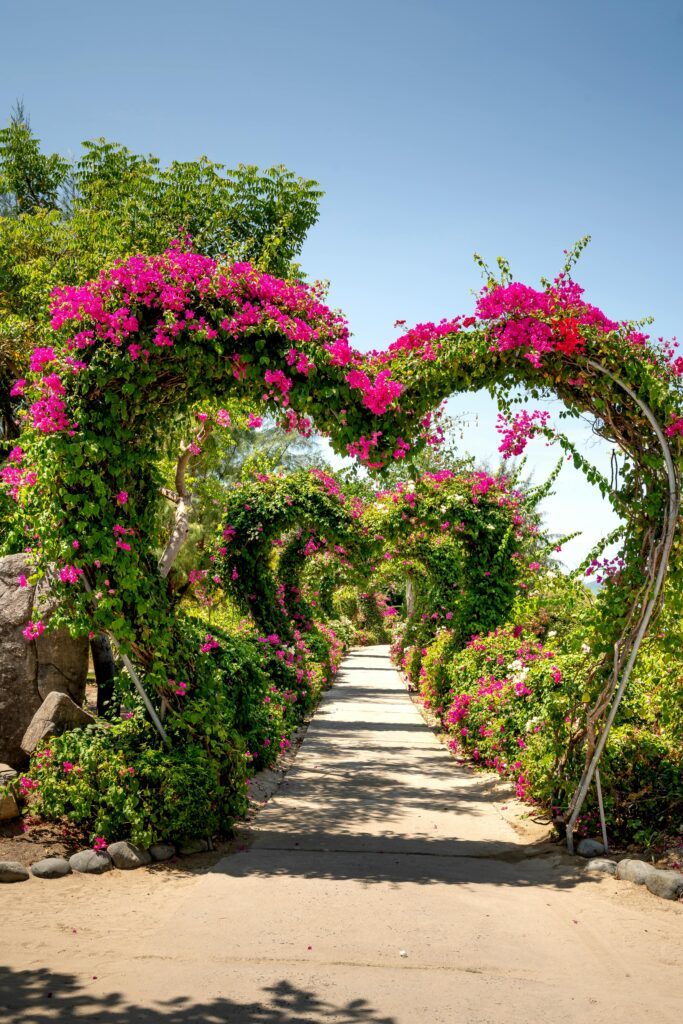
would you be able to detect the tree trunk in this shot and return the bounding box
[91,632,117,718]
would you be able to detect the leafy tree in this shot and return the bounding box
[0,104,323,440]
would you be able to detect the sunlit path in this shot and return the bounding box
[1,646,681,1024]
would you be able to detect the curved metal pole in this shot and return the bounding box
[564,361,679,852]
[81,578,170,747]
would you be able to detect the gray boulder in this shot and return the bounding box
[0,860,29,882]
[576,837,605,858]
[107,841,152,870]
[20,690,95,756]
[0,554,89,767]
[178,838,210,855]
[645,869,683,901]
[615,859,657,885]
[585,858,617,876]
[69,849,112,874]
[31,856,72,879]
[150,843,176,862]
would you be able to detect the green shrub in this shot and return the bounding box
[27,717,248,848]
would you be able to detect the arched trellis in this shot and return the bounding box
[214,469,369,641]
[562,362,680,850]
[5,242,681,850]
[365,469,538,651]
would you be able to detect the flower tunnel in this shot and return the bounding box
[4,239,682,848]
[365,468,549,658]
[215,468,370,640]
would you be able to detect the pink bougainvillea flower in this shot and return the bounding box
[59,564,84,584]
[22,620,45,641]
[200,634,220,653]
[116,491,128,505]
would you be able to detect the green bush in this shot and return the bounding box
[27,717,248,849]
[22,611,349,846]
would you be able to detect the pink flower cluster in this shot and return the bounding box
[0,446,37,500]
[585,555,626,583]
[200,633,220,653]
[22,620,45,641]
[58,564,84,584]
[346,431,383,468]
[496,409,550,458]
[41,246,355,440]
[346,368,403,416]
[310,467,344,502]
[475,275,621,368]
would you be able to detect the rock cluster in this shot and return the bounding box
[583,855,683,901]
[0,553,89,768]
[0,837,215,882]
[615,858,683,901]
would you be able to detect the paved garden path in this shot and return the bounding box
[2,645,682,1023]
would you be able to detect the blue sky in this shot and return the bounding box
[2,0,681,565]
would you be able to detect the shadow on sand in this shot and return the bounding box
[0,967,396,1024]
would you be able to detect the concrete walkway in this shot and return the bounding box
[1,645,682,1023]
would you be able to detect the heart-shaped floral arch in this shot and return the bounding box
[5,240,681,848]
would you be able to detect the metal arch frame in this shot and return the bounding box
[564,361,680,853]
[81,578,170,747]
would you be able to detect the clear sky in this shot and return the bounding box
[2,0,681,566]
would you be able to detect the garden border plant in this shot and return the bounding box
[3,237,681,849]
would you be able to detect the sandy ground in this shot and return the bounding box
[1,645,681,1024]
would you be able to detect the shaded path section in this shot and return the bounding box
[1,646,682,1024]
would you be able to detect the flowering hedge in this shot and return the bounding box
[409,594,682,846]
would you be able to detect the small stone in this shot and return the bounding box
[150,843,176,862]
[178,838,209,855]
[0,791,19,821]
[645,868,683,901]
[399,950,408,957]
[585,858,617,876]
[31,857,72,879]
[615,859,657,885]
[0,860,30,882]
[0,763,18,785]
[69,849,112,874]
[577,838,605,858]
[107,841,151,870]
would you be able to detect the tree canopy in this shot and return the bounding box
[0,104,322,439]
